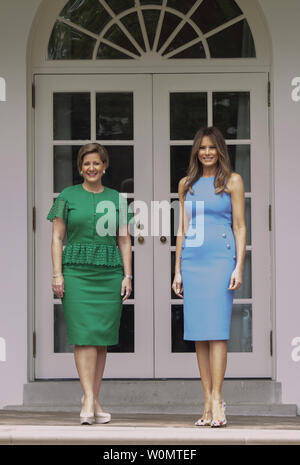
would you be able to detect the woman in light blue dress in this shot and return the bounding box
[172,126,246,427]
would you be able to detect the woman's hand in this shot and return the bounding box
[172,272,183,298]
[228,266,243,290]
[121,277,132,302]
[52,274,64,299]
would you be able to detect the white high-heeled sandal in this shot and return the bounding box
[211,401,227,428]
[195,417,212,426]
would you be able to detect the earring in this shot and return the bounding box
[103,170,106,174]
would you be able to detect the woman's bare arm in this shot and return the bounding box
[228,173,246,290]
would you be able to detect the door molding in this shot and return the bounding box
[153,73,271,377]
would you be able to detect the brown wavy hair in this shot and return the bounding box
[182,126,232,197]
[77,143,109,174]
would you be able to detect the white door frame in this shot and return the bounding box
[34,72,272,379]
[153,73,271,377]
[35,74,153,378]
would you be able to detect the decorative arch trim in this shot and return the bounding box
[29,0,271,71]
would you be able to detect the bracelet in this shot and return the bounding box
[124,274,133,279]
[53,273,62,278]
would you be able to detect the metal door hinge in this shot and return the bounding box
[268,81,271,107]
[32,83,35,109]
[33,206,36,232]
[270,330,273,356]
[33,331,36,358]
[268,204,272,231]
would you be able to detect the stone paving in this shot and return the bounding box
[0,411,300,429]
[1,411,300,445]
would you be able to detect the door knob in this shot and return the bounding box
[138,236,144,244]
[160,236,167,243]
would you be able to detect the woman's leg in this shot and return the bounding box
[93,346,107,413]
[74,345,97,415]
[209,340,227,422]
[195,341,212,420]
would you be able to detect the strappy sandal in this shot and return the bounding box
[211,401,227,428]
[195,417,212,426]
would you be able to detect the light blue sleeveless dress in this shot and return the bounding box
[181,176,236,341]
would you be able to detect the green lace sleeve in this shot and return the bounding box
[46,195,69,225]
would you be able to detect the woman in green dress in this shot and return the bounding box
[47,143,133,425]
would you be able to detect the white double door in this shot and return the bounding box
[35,73,271,379]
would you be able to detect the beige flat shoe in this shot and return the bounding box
[80,413,95,425]
[81,395,111,424]
[95,412,111,424]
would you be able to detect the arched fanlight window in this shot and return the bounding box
[48,0,256,60]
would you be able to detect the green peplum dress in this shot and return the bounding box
[46,183,132,346]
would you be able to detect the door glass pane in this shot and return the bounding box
[97,44,134,59]
[170,93,207,140]
[142,10,161,49]
[227,145,251,192]
[140,0,162,4]
[54,304,73,353]
[54,144,134,197]
[171,42,205,59]
[171,200,180,246]
[108,0,134,15]
[53,93,91,140]
[228,304,253,352]
[167,0,200,14]
[208,20,256,58]
[96,93,133,140]
[213,92,250,140]
[108,305,135,353]
[102,146,134,192]
[191,0,243,34]
[163,24,198,56]
[127,198,135,247]
[104,25,141,56]
[171,251,180,299]
[48,21,96,60]
[234,251,252,299]
[158,13,181,51]
[121,13,145,52]
[171,305,195,352]
[128,251,135,299]
[245,198,251,245]
[170,145,191,192]
[53,145,81,192]
[60,0,112,34]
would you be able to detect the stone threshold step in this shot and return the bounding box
[23,379,283,404]
[3,403,297,416]
[1,425,300,445]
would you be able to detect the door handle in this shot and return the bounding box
[138,236,145,244]
[160,236,167,243]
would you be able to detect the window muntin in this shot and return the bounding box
[48,0,256,60]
